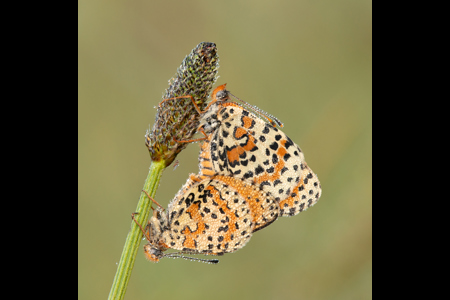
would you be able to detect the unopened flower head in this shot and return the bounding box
[145,42,219,166]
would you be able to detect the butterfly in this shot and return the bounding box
[133,174,279,263]
[162,84,322,217]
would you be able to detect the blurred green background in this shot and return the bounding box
[78,0,372,299]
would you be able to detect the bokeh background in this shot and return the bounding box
[78,0,372,299]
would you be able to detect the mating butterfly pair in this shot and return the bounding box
[134,84,321,263]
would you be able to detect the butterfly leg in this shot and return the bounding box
[158,95,203,115]
[141,190,164,211]
[174,127,209,144]
[131,212,152,241]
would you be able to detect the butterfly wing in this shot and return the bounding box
[163,178,257,255]
[204,105,321,216]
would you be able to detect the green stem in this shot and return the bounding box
[108,160,165,300]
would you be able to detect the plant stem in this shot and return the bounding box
[108,160,165,300]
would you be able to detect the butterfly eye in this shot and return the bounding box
[215,90,229,101]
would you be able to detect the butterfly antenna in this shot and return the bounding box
[228,92,284,127]
[163,253,219,264]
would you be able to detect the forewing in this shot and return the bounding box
[163,178,255,255]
